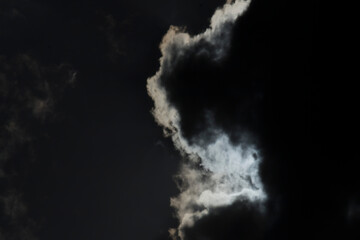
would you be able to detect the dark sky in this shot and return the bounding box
[0,1,357,240]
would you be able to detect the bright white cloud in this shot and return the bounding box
[147,1,266,239]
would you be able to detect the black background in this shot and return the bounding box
[1,0,357,240]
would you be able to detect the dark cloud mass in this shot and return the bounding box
[182,201,267,240]
[148,0,357,240]
[147,2,271,237]
[159,18,266,145]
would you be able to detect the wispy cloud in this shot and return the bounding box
[0,53,77,239]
